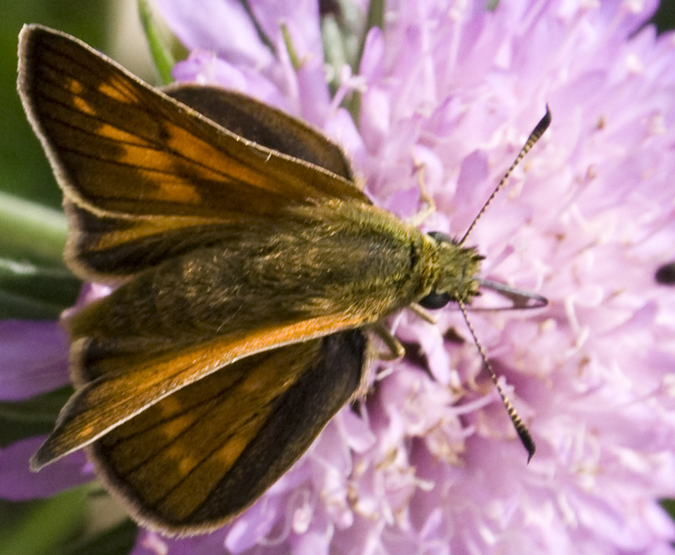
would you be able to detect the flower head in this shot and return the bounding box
[134,0,675,552]
[4,0,675,553]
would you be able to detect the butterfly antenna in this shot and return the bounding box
[459,301,536,462]
[459,107,551,246]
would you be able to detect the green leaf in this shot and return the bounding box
[0,487,86,555]
[0,387,73,447]
[660,498,675,521]
[0,258,81,319]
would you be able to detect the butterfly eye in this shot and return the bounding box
[427,230,454,245]
[418,231,456,309]
[418,290,452,309]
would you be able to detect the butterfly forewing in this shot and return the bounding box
[89,330,367,533]
[32,310,367,468]
[18,25,368,281]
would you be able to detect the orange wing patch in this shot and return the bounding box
[93,342,320,518]
[20,27,363,220]
[32,312,365,469]
[87,330,368,533]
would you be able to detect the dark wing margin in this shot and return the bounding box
[88,330,368,534]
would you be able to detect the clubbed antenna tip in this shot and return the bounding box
[459,302,536,462]
[459,106,552,246]
[518,423,537,463]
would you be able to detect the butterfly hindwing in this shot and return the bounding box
[164,84,356,182]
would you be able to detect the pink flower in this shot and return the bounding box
[133,0,675,553]
[0,284,114,501]
[3,1,675,553]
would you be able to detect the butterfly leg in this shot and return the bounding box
[371,323,405,361]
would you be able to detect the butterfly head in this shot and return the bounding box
[418,231,483,309]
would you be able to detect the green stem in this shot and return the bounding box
[0,192,66,264]
[138,0,176,84]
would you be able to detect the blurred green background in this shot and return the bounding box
[0,0,673,554]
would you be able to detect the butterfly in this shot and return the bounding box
[18,24,548,535]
